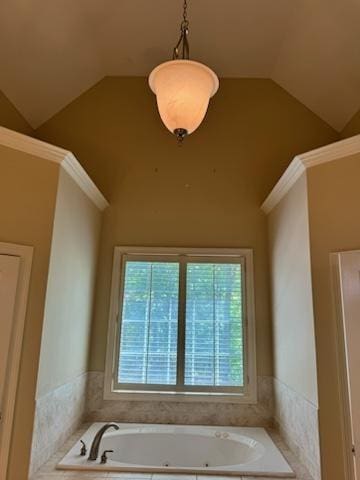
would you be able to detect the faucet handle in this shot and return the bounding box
[100,449,114,464]
[80,440,87,456]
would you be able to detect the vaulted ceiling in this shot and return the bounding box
[1,0,360,130]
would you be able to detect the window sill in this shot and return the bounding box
[103,388,257,404]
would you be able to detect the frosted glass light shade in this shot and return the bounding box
[149,60,219,138]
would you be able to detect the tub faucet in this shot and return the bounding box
[88,424,119,461]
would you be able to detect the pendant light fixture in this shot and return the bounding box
[149,0,219,143]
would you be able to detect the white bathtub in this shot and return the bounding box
[57,423,294,477]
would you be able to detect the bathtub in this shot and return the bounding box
[57,423,294,477]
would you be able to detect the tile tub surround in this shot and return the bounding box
[85,373,274,427]
[29,425,313,480]
[273,378,320,480]
[30,372,88,477]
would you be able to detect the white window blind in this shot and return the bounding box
[116,254,246,393]
[118,261,179,385]
[185,263,244,387]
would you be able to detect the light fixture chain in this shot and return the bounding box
[182,0,189,28]
[173,0,190,60]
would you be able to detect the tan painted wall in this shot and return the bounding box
[0,90,33,135]
[268,174,318,404]
[0,145,59,480]
[35,76,338,378]
[341,108,360,138]
[307,154,360,480]
[36,168,102,398]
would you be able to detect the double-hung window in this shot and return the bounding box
[105,247,256,402]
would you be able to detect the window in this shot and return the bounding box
[105,248,256,403]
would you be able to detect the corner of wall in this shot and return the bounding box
[340,108,360,139]
[0,90,33,136]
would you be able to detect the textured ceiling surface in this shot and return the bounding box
[1,0,360,129]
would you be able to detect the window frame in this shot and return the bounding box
[104,247,257,404]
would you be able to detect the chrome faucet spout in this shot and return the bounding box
[88,423,119,461]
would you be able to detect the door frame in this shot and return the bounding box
[0,242,33,480]
[331,250,360,480]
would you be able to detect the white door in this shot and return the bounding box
[338,250,360,479]
[0,254,20,416]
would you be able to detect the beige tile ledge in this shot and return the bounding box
[29,425,313,480]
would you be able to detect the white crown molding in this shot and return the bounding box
[261,157,306,215]
[61,152,109,211]
[0,126,109,211]
[261,134,360,214]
